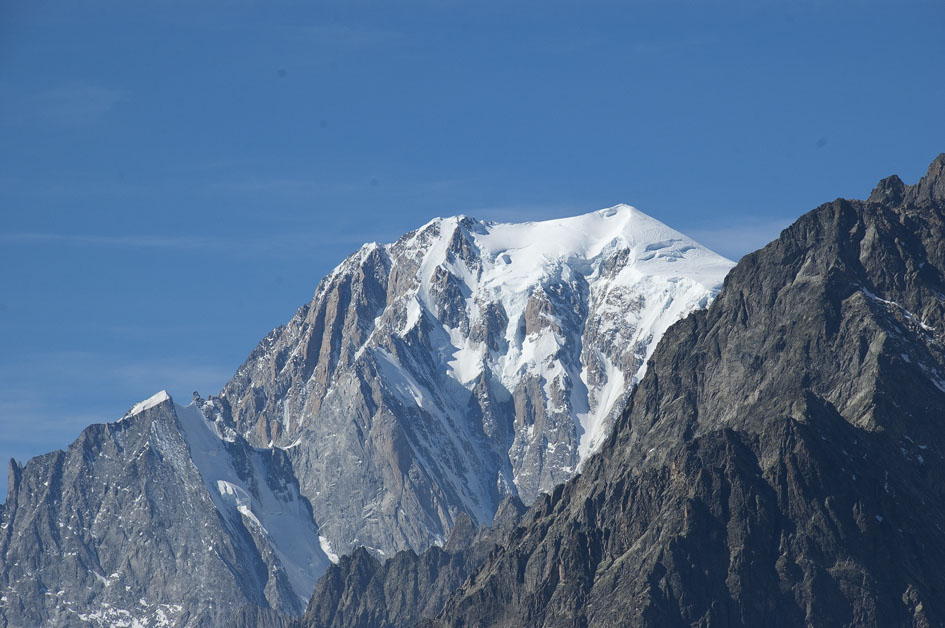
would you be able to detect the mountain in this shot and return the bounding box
[291,155,945,628]
[214,206,733,557]
[290,495,526,628]
[0,392,333,627]
[0,206,731,627]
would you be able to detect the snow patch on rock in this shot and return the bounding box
[126,390,171,417]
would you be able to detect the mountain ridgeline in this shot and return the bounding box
[215,207,732,559]
[288,155,945,628]
[0,393,333,628]
[0,206,731,627]
[3,155,942,628]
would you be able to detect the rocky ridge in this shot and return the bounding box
[0,206,731,627]
[290,154,945,628]
[293,496,526,628]
[0,393,333,628]
[215,206,732,557]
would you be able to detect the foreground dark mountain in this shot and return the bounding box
[292,154,945,628]
[292,496,525,628]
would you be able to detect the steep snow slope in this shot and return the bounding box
[176,399,334,603]
[218,205,734,556]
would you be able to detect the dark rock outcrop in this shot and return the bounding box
[294,154,945,628]
[433,154,945,627]
[294,496,526,628]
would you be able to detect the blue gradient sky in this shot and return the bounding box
[1,0,944,494]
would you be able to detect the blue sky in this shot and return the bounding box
[1,0,943,495]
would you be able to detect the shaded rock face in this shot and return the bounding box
[216,207,732,557]
[295,496,527,628]
[0,396,332,628]
[292,154,945,628]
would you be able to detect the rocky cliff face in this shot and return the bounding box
[291,154,945,628]
[215,206,732,557]
[0,393,332,628]
[294,496,526,628]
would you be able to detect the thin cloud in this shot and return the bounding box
[0,398,106,449]
[631,36,719,56]
[299,23,403,48]
[686,218,793,260]
[0,395,107,502]
[459,202,588,224]
[0,176,149,199]
[0,229,382,260]
[207,176,356,197]
[0,350,236,495]
[89,321,224,337]
[0,80,124,126]
[0,232,219,250]
[206,175,466,199]
[0,350,234,399]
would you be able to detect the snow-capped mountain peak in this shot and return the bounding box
[219,205,734,557]
[0,204,734,627]
[387,206,733,459]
